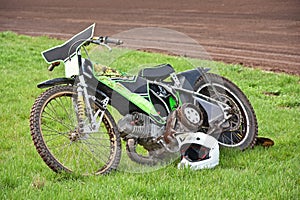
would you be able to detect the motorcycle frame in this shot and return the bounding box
[75,48,230,133]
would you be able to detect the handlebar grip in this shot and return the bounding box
[104,37,123,45]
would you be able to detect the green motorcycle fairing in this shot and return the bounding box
[98,76,166,124]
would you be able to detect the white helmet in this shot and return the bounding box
[177,132,219,170]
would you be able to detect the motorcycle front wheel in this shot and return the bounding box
[194,73,258,150]
[30,85,121,175]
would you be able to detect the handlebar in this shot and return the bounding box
[104,37,123,45]
[91,36,123,45]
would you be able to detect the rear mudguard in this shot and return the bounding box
[175,68,210,103]
[177,68,210,90]
[37,77,75,89]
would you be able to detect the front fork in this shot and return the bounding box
[75,50,109,134]
[76,75,109,134]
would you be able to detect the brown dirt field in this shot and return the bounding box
[0,0,299,75]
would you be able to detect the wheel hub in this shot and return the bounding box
[69,129,80,142]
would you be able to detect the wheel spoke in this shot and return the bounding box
[42,108,74,130]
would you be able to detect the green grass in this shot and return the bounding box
[0,31,299,199]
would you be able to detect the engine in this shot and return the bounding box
[117,103,204,141]
[117,112,164,139]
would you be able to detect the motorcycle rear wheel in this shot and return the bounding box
[30,85,121,175]
[194,73,258,150]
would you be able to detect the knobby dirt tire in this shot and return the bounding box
[29,85,121,175]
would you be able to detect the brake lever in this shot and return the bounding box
[91,37,112,51]
[100,42,112,52]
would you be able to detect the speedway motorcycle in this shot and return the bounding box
[30,24,257,175]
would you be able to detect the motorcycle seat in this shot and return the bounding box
[138,64,175,81]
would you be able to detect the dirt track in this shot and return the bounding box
[0,0,299,75]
